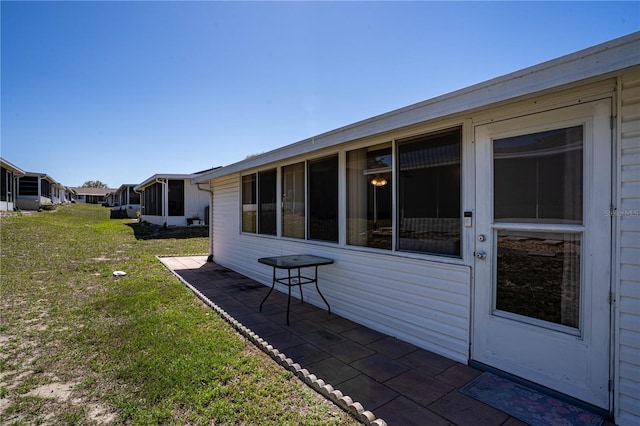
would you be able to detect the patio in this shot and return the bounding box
[160,256,529,426]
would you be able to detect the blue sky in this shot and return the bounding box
[1,1,638,188]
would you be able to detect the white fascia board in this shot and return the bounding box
[134,174,197,191]
[193,31,640,184]
[0,158,26,176]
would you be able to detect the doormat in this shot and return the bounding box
[460,372,603,426]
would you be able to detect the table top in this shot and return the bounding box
[258,254,334,269]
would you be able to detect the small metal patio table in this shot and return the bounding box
[258,254,334,325]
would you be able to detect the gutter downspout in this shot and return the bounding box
[133,186,143,221]
[196,182,214,262]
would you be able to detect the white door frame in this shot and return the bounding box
[472,100,612,409]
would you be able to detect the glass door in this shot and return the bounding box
[473,100,612,409]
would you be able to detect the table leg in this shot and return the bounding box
[286,268,292,325]
[259,266,277,312]
[314,265,331,314]
[297,267,304,303]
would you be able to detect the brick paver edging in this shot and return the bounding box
[158,257,387,426]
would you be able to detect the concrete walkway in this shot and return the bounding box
[160,256,528,426]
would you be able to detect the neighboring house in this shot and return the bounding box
[0,157,26,211]
[70,187,115,205]
[134,173,210,226]
[62,186,75,203]
[193,33,640,425]
[16,172,61,210]
[111,184,141,218]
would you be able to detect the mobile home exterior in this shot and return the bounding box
[193,33,640,424]
[135,174,210,226]
[112,184,141,218]
[16,173,60,210]
[0,158,25,212]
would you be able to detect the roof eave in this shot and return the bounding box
[193,31,640,184]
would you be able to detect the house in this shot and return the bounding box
[111,184,141,218]
[134,173,210,227]
[16,172,61,210]
[70,187,115,205]
[0,157,26,211]
[192,33,640,425]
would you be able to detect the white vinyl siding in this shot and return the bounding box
[616,70,640,426]
[211,173,471,362]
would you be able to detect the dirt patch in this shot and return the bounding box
[28,382,76,400]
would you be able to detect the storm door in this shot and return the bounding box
[472,101,611,409]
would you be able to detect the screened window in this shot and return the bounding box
[129,187,140,204]
[1,168,10,202]
[397,128,461,256]
[258,169,277,235]
[347,144,392,249]
[143,182,163,216]
[19,176,38,196]
[40,179,51,198]
[168,180,184,216]
[308,155,338,243]
[242,174,257,233]
[282,162,305,239]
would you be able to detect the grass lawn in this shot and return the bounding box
[0,203,358,425]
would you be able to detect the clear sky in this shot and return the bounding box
[1,1,638,188]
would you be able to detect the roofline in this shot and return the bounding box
[0,157,26,176]
[134,173,200,191]
[193,31,640,184]
[21,172,60,185]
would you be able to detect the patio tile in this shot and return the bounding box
[302,308,333,323]
[336,374,399,411]
[258,302,287,316]
[250,321,286,338]
[341,326,387,345]
[307,357,360,386]
[321,317,361,334]
[285,319,324,335]
[264,310,305,326]
[384,369,454,407]
[216,303,255,318]
[398,348,457,376]
[351,354,410,383]
[374,396,449,426]
[288,301,323,315]
[428,391,509,426]
[502,417,530,426]
[301,328,346,347]
[435,363,482,388]
[325,340,375,364]
[284,343,331,367]
[366,336,418,359]
[233,313,268,326]
[262,331,306,350]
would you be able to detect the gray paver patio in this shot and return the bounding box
[159,255,608,426]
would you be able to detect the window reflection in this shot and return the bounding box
[496,230,580,328]
[494,126,583,223]
[347,144,392,249]
[397,128,461,256]
[282,162,305,239]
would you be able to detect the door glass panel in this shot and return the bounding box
[496,230,580,328]
[494,126,583,224]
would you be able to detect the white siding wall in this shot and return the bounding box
[616,70,640,426]
[184,180,209,221]
[212,173,471,363]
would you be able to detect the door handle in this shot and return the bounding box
[476,250,487,260]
